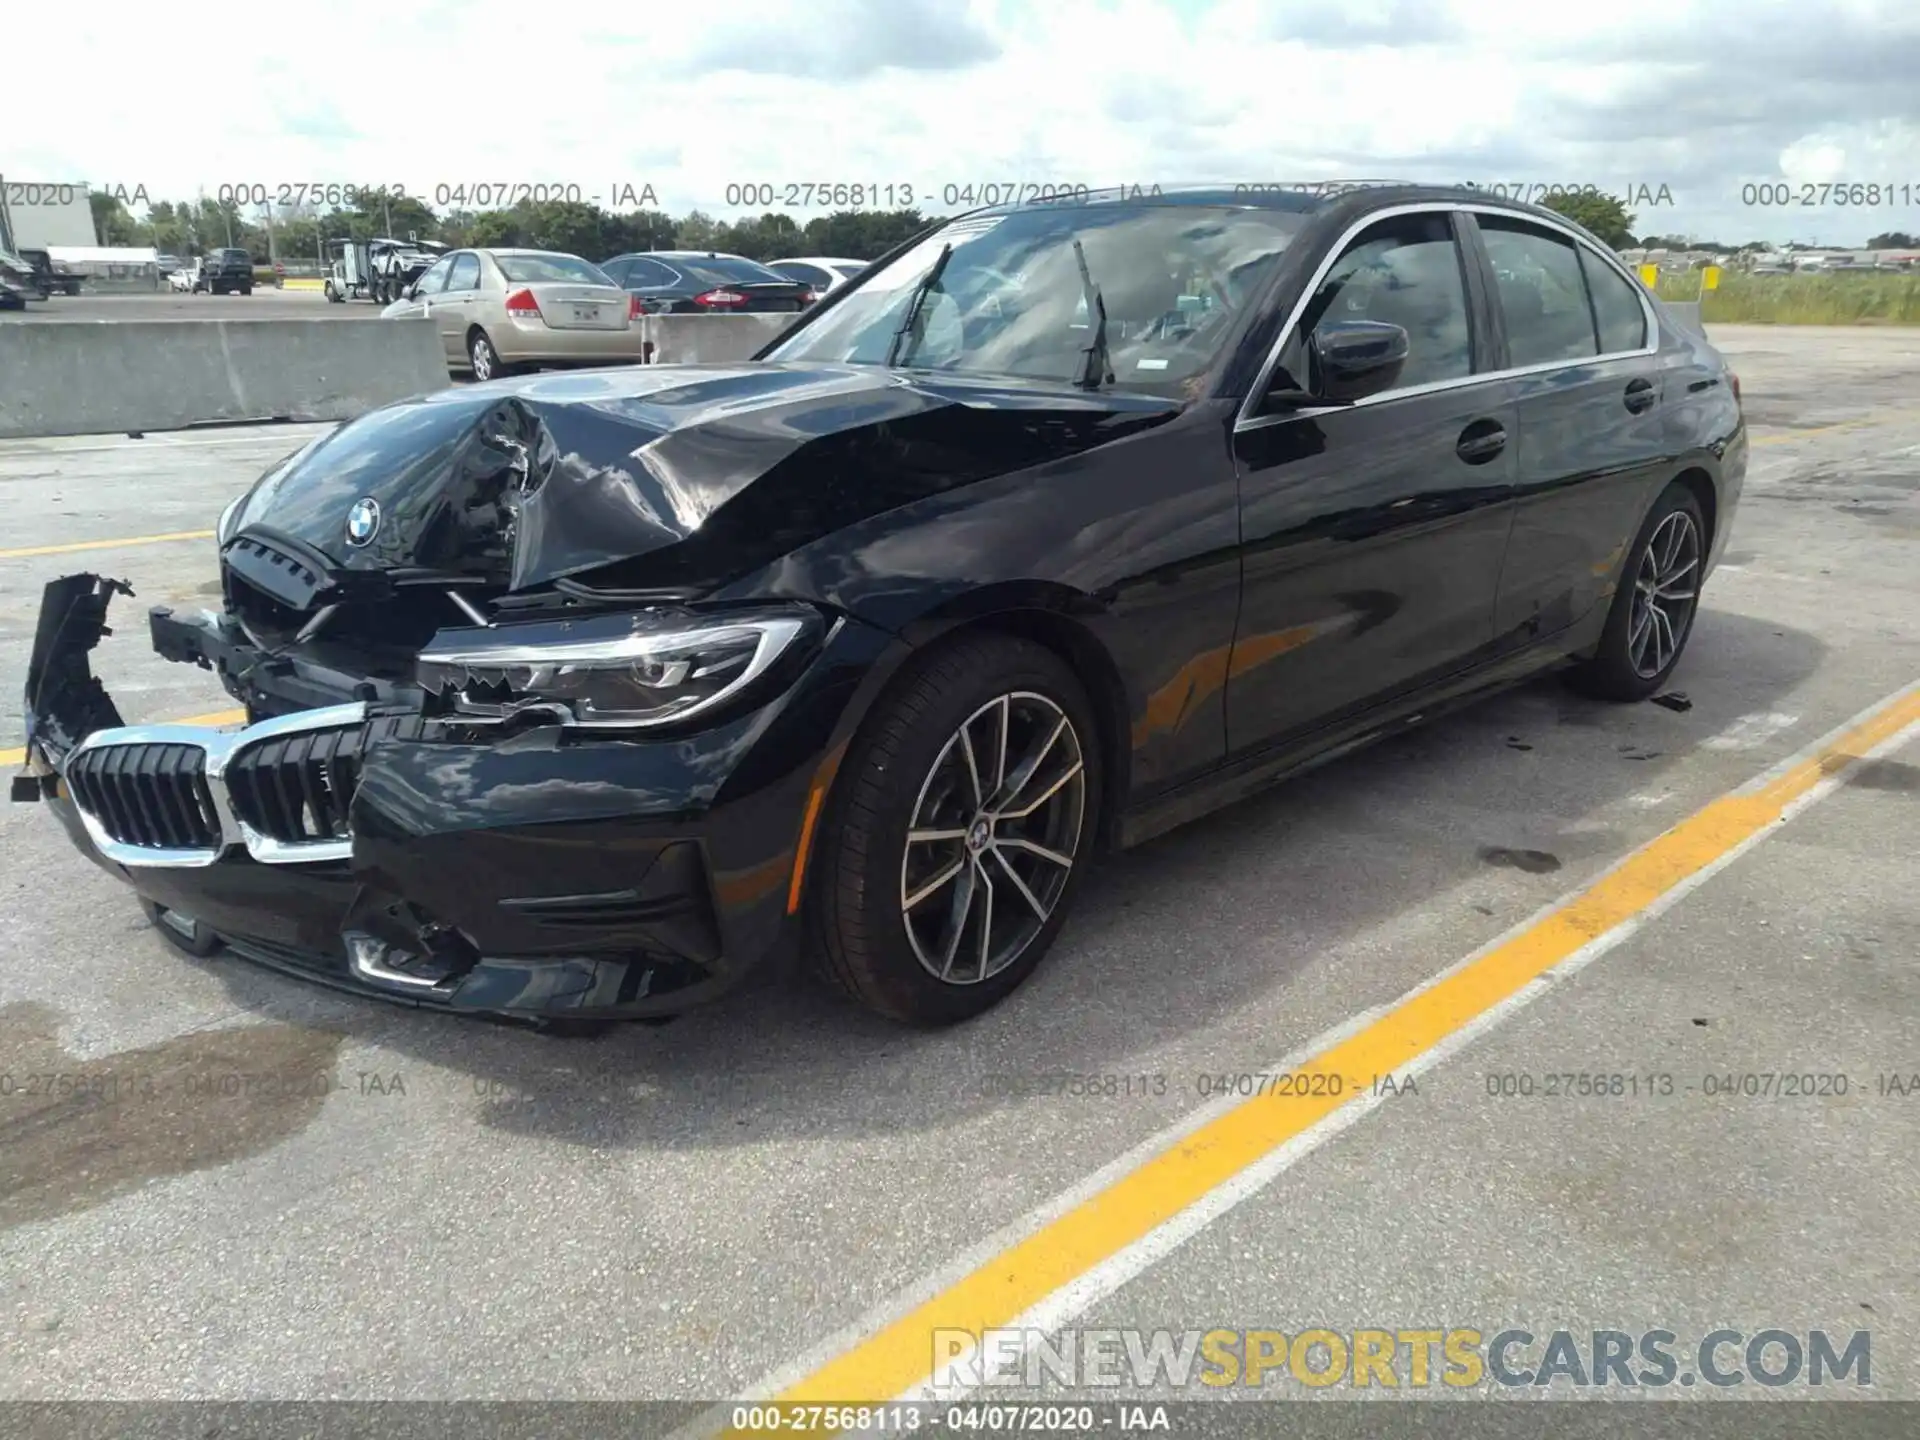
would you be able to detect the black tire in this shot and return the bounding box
[139,899,223,958]
[240,285,253,296]
[1566,483,1707,702]
[810,634,1102,1025]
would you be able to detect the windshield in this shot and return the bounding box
[496,253,615,285]
[765,204,1304,394]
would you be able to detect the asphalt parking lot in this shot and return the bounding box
[0,288,365,322]
[1,325,1916,1418]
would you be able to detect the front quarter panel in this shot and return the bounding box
[707,400,1248,804]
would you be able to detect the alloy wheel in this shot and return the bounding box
[1628,509,1700,679]
[471,336,494,381]
[899,691,1087,985]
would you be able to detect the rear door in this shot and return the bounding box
[619,257,683,312]
[1462,212,1673,646]
[431,251,482,361]
[1228,207,1519,754]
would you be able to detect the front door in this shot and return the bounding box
[1227,208,1518,754]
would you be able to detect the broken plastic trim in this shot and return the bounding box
[19,573,133,771]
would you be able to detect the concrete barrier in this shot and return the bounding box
[640,312,796,364]
[0,317,451,439]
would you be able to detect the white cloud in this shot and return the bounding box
[2,0,1915,244]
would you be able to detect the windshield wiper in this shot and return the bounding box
[1071,238,1113,391]
[885,242,954,368]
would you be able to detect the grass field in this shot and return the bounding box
[1656,271,1920,324]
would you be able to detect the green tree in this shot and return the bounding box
[675,210,720,251]
[1540,191,1636,249]
[89,190,145,246]
[1867,231,1915,249]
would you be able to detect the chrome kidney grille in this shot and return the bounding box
[225,726,364,847]
[65,744,223,852]
[58,703,369,867]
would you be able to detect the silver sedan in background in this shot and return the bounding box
[382,248,643,379]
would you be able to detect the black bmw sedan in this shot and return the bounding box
[15,184,1745,1027]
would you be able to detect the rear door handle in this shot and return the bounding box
[1624,377,1658,413]
[1455,420,1507,464]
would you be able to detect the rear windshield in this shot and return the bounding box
[831,263,867,279]
[672,255,792,286]
[495,253,614,285]
[215,249,251,262]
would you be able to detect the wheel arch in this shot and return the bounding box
[1668,464,1718,557]
[826,585,1134,857]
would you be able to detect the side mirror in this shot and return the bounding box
[400,284,417,301]
[1309,320,1410,403]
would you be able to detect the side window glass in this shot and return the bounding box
[1478,219,1599,367]
[601,258,630,285]
[636,259,678,287]
[1579,247,1649,354]
[414,258,453,295]
[1302,212,1472,391]
[446,253,480,293]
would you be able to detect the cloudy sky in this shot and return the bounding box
[4,0,1917,246]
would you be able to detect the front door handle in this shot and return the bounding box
[1455,420,1507,464]
[1624,377,1658,413]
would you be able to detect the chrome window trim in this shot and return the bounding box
[61,703,369,868]
[1233,201,1660,433]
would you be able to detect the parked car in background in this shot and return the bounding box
[191,249,255,295]
[18,185,1744,1029]
[599,251,814,314]
[767,256,869,297]
[167,266,197,293]
[382,247,641,379]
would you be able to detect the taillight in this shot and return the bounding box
[802,289,822,306]
[1728,372,1741,405]
[628,293,645,319]
[693,288,748,309]
[504,288,541,317]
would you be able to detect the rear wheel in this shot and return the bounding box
[468,329,509,380]
[1567,483,1706,701]
[811,635,1101,1025]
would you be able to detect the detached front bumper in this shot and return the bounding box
[16,575,890,1021]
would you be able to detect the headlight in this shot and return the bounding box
[415,605,818,729]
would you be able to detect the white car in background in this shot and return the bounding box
[767,256,868,298]
[166,266,196,292]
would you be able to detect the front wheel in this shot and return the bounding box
[810,635,1101,1025]
[1567,483,1707,701]
[140,899,222,958]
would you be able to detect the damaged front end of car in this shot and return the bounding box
[9,379,917,1021]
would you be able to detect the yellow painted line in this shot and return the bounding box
[0,530,215,561]
[2,708,244,768]
[283,278,325,291]
[735,681,1920,1421]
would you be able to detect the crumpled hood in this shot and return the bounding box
[226,361,1182,593]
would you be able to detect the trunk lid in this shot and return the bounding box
[518,283,631,330]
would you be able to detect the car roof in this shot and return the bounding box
[771,256,865,267]
[966,180,1545,220]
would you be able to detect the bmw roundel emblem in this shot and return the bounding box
[345,497,382,547]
